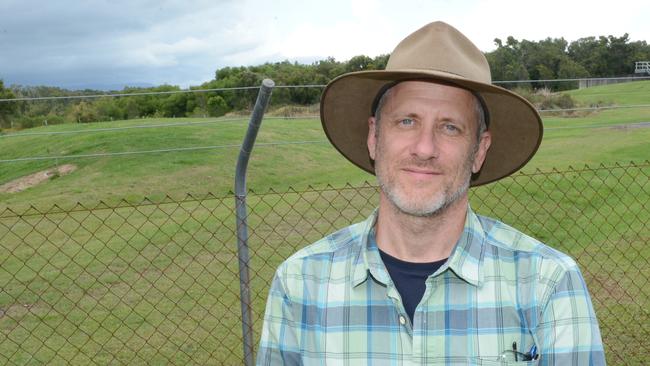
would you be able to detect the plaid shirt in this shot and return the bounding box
[257,207,605,365]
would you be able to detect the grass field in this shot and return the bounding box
[1,81,649,209]
[0,81,649,364]
[565,80,650,106]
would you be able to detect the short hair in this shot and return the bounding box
[373,83,487,141]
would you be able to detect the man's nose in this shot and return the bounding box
[410,126,439,160]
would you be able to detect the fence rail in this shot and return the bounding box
[1,161,649,365]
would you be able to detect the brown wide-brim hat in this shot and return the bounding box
[320,21,543,186]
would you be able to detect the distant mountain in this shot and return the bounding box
[5,80,157,92]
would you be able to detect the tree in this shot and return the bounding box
[315,57,344,81]
[518,37,571,85]
[556,58,589,90]
[69,101,98,123]
[95,97,125,121]
[207,95,229,117]
[568,34,650,77]
[485,37,529,88]
[370,54,390,70]
[604,34,635,75]
[160,93,188,117]
[486,35,598,90]
[568,37,604,76]
[0,80,18,128]
[345,55,373,72]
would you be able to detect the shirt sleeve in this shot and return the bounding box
[256,266,302,366]
[535,264,606,365]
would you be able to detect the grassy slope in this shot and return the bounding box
[0,81,648,364]
[565,79,650,105]
[0,80,648,209]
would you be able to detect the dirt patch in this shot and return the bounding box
[0,164,77,193]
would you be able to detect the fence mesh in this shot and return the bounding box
[1,161,648,365]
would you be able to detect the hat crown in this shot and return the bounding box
[386,21,491,84]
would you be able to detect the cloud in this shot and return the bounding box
[458,0,649,50]
[0,0,648,90]
[0,0,246,88]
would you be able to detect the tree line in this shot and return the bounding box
[1,33,649,130]
[487,33,649,89]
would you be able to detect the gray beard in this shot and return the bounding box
[374,139,477,218]
[378,171,471,218]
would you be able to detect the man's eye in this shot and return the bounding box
[443,124,460,133]
[399,118,414,126]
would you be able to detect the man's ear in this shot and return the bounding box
[472,131,491,173]
[367,117,377,160]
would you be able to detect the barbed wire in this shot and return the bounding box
[1,76,649,103]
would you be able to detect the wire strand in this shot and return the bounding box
[0,116,319,138]
[1,120,648,165]
[0,84,327,102]
[1,118,246,138]
[0,86,260,102]
[538,103,650,112]
[3,102,650,139]
[2,77,649,102]
[0,140,329,164]
[493,76,650,84]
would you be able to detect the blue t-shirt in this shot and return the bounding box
[379,248,447,323]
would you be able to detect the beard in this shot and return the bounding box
[374,146,476,218]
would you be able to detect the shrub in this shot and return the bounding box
[267,104,319,118]
[512,87,577,115]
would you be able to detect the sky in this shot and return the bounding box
[0,0,648,90]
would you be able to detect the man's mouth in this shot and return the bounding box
[402,167,441,177]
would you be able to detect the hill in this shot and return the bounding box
[1,82,649,209]
[565,80,650,105]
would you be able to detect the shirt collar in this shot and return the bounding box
[444,207,486,287]
[351,206,487,288]
[352,210,383,287]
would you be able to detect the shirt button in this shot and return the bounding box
[399,315,406,325]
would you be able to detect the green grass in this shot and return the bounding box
[565,80,650,106]
[0,117,369,209]
[2,168,647,364]
[1,104,649,210]
[532,106,650,168]
[0,197,244,364]
[0,81,649,364]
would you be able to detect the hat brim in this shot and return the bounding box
[320,69,543,186]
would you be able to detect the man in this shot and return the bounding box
[257,21,605,365]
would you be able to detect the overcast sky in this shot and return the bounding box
[1,0,648,90]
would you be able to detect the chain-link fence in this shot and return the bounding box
[0,161,648,365]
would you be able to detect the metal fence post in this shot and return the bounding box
[235,78,275,366]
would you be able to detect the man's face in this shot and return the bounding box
[367,81,491,217]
